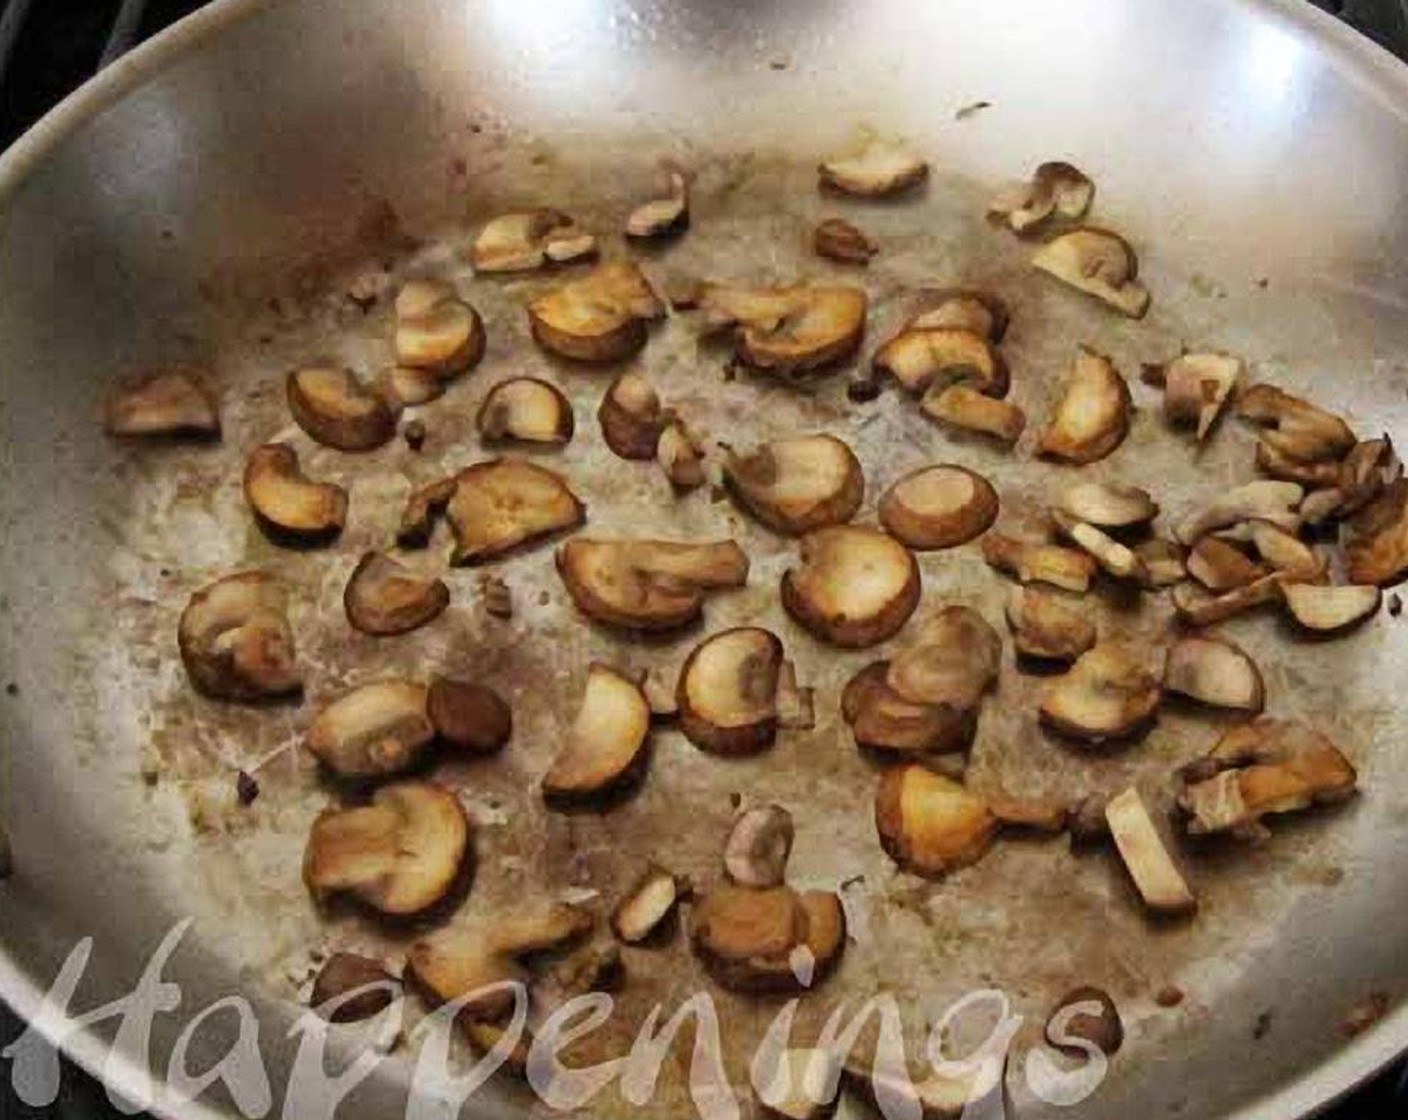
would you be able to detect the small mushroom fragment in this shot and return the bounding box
[1187,537,1268,591]
[244,443,348,541]
[1006,587,1097,663]
[394,280,486,379]
[528,261,664,363]
[775,660,815,730]
[1058,482,1159,529]
[724,805,795,889]
[626,167,689,239]
[920,384,1027,445]
[642,672,678,720]
[287,367,398,452]
[988,794,1070,834]
[819,142,928,197]
[310,953,399,1023]
[396,476,457,548]
[1133,539,1187,589]
[658,419,707,490]
[1175,481,1304,545]
[427,678,511,754]
[1345,478,1408,586]
[612,865,684,944]
[1172,575,1283,627]
[542,664,651,803]
[842,661,977,756]
[989,161,1094,234]
[1040,645,1161,743]
[757,1048,843,1120]
[599,372,665,460]
[1238,384,1356,465]
[1031,228,1150,318]
[475,378,573,446]
[878,465,998,550]
[873,328,1009,398]
[1163,636,1265,712]
[1104,787,1196,915]
[813,218,876,264]
[479,573,513,619]
[105,369,220,438]
[557,538,749,631]
[471,210,597,272]
[1046,987,1123,1057]
[677,627,784,755]
[723,435,864,534]
[343,552,449,636]
[782,526,921,648]
[1037,348,1132,465]
[1052,512,1148,582]
[875,765,998,877]
[306,680,435,779]
[178,572,302,701]
[1281,583,1382,633]
[691,884,846,992]
[1143,353,1243,441]
[907,288,1010,341]
[445,459,585,565]
[304,781,470,916]
[981,534,1097,593]
[698,284,868,376]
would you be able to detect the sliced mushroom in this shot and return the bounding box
[1239,520,1325,581]
[626,167,689,239]
[1171,574,1283,626]
[873,328,1009,398]
[1143,353,1243,441]
[1006,587,1097,663]
[542,664,651,803]
[782,526,921,648]
[842,661,977,756]
[286,367,398,452]
[1187,537,1268,591]
[1133,538,1188,589]
[758,1048,843,1120]
[445,459,585,565]
[305,680,435,779]
[919,384,1027,446]
[1238,384,1356,464]
[471,210,597,272]
[426,678,511,754]
[304,781,470,917]
[775,659,816,730]
[1037,348,1131,465]
[1282,583,1382,633]
[1174,481,1304,545]
[875,764,998,877]
[1040,644,1161,743]
[988,794,1071,834]
[1163,636,1265,712]
[1031,228,1150,318]
[906,288,1010,342]
[374,365,445,410]
[394,280,486,378]
[1345,478,1408,586]
[698,284,868,376]
[887,607,1002,710]
[598,372,665,460]
[528,261,664,363]
[1058,482,1159,529]
[677,628,784,754]
[476,378,574,445]
[310,953,399,1023]
[981,534,1097,593]
[611,866,684,943]
[813,219,877,265]
[178,571,302,701]
[244,443,348,541]
[989,161,1094,235]
[1255,441,1342,487]
[658,419,708,490]
[691,884,845,992]
[1104,787,1196,915]
[343,552,449,636]
[723,435,864,535]
[819,143,928,197]
[105,369,220,438]
[396,476,458,548]
[557,538,748,631]
[878,465,998,550]
[1336,437,1402,519]
[1052,512,1148,582]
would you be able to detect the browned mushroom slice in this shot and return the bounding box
[782,526,920,648]
[920,385,1027,445]
[724,805,795,888]
[304,781,470,916]
[557,538,748,631]
[1105,788,1196,915]
[611,865,684,943]
[1282,583,1382,633]
[396,476,457,547]
[677,627,784,754]
[626,167,689,239]
[472,210,597,272]
[394,281,486,377]
[886,607,1002,710]
[819,143,928,197]
[658,419,708,490]
[541,664,650,803]
[1163,636,1265,712]
[691,885,845,992]
[989,161,1094,235]
[1005,587,1097,662]
[476,378,574,445]
[286,367,397,452]
[813,218,877,264]
[1255,441,1343,487]
[1345,478,1408,586]
[1052,512,1148,582]
[374,365,445,410]
[723,435,864,535]
[1187,536,1268,591]
[243,443,348,541]
[178,571,302,701]
[1171,574,1283,626]
[981,534,1097,593]
[1058,482,1158,529]
[445,459,585,565]
[1238,384,1356,465]
[1239,520,1325,581]
[306,680,435,779]
[1037,348,1131,465]
[343,552,449,636]
[598,372,665,460]
[758,1049,843,1120]
[988,794,1071,834]
[528,261,664,363]
[310,953,399,1023]
[873,328,1009,398]
[1040,644,1161,742]
[842,661,977,755]
[1175,481,1304,545]
[775,666,813,729]
[1143,352,1243,440]
[875,764,998,877]
[105,369,219,438]
[878,465,998,550]
[426,678,511,754]
[1031,228,1150,318]
[906,288,1010,342]
[1335,437,1403,520]
[700,284,868,376]
[1133,538,1187,588]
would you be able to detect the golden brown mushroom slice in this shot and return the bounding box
[304,780,470,917]
[1040,644,1161,743]
[919,385,1027,446]
[699,284,868,376]
[1236,520,1325,581]
[906,288,1010,342]
[677,628,784,755]
[305,680,435,779]
[557,538,748,631]
[841,661,977,756]
[1281,583,1382,633]
[1163,636,1265,712]
[1171,574,1284,627]
[1105,787,1196,915]
[873,328,1009,398]
[528,261,664,363]
[626,167,690,239]
[1005,587,1097,663]
[1186,536,1268,592]
[471,209,597,272]
[598,371,666,460]
[981,533,1097,593]
[1238,384,1356,465]
[1031,228,1151,318]
[819,142,928,197]
[1255,442,1343,487]
[426,678,511,755]
[374,365,445,410]
[691,884,846,992]
[1037,347,1132,465]
[989,161,1094,235]
[393,279,487,379]
[1058,482,1159,529]
[243,443,348,542]
[1142,352,1243,441]
[1344,478,1408,586]
[723,435,864,535]
[1133,538,1188,589]
[344,551,449,636]
[542,663,651,803]
[782,525,921,648]
[723,804,795,889]
[286,367,398,452]
[878,465,998,550]
[611,865,685,944]
[1175,480,1304,546]
[445,459,585,565]
[813,218,877,265]
[178,571,302,701]
[875,764,998,877]
[1052,512,1149,582]
[476,378,574,446]
[105,369,220,439]
[396,476,458,548]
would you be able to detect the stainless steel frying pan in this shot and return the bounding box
[1,1,1407,1118]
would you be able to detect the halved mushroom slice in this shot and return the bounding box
[611,865,684,944]
[243,443,348,542]
[989,161,1094,235]
[1282,583,1382,633]
[445,459,585,565]
[427,678,511,754]
[394,280,486,377]
[105,369,219,438]
[1039,644,1161,743]
[178,571,302,701]
[304,781,470,917]
[1058,482,1159,529]
[677,627,784,754]
[887,607,1002,710]
[813,218,877,265]
[471,210,597,272]
[724,805,795,889]
[1187,537,1267,591]
[1163,636,1264,712]
[626,167,689,239]
[1142,352,1243,440]
[723,435,864,535]
[699,284,868,376]
[872,328,1009,398]
[1052,512,1148,582]
[1104,788,1196,915]
[919,384,1027,446]
[1171,574,1283,627]
[306,680,435,779]
[396,476,458,547]
[542,664,651,803]
[878,465,998,550]
[906,288,1010,342]
[287,367,398,452]
[1037,348,1131,465]
[782,526,921,648]
[1133,538,1187,589]
[344,552,449,636]
[819,143,928,197]
[557,538,749,631]
[842,661,977,755]
[1005,587,1096,663]
[1255,441,1342,487]
[692,885,846,992]
[1031,228,1150,318]
[476,378,574,445]
[875,765,998,877]
[598,372,665,460]
[1174,481,1304,545]
[1345,478,1408,586]
[528,261,664,363]
[981,534,1097,593]
[1238,384,1356,465]
[658,420,707,490]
